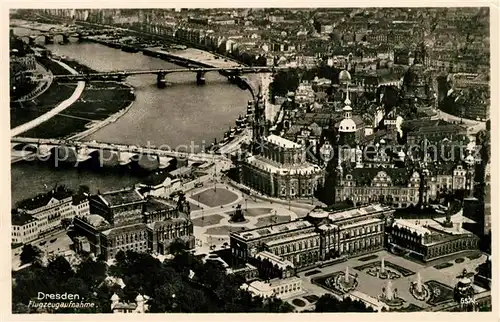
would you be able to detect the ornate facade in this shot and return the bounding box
[73,188,194,260]
[230,204,393,273]
[335,168,421,208]
[388,219,480,262]
[239,134,325,199]
[12,187,88,244]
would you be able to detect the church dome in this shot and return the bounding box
[339,118,357,132]
[111,293,120,301]
[339,70,352,84]
[135,294,145,302]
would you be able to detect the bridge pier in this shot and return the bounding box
[196,71,206,85]
[156,72,167,88]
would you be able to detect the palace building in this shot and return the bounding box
[73,188,194,260]
[11,186,89,245]
[335,167,422,208]
[388,219,480,262]
[230,204,393,275]
[239,85,325,199]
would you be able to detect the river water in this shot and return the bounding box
[11,31,251,204]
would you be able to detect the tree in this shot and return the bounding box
[19,244,42,266]
[169,238,188,255]
[47,256,75,281]
[75,258,108,289]
[78,185,90,195]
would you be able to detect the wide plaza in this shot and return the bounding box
[186,183,313,253]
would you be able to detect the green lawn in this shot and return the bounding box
[192,214,224,227]
[243,207,272,217]
[205,225,236,236]
[192,188,238,207]
[22,82,134,138]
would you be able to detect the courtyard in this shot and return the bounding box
[298,250,488,311]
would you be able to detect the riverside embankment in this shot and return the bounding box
[11,29,251,204]
[11,60,85,137]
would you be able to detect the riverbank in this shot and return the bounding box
[21,80,135,139]
[12,52,136,139]
[11,60,85,137]
[69,82,135,140]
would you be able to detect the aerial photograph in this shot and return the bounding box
[9,7,492,313]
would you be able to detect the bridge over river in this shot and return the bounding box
[52,65,289,88]
[11,137,229,166]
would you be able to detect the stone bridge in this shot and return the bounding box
[11,137,229,165]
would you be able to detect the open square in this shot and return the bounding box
[191,188,238,207]
[192,214,224,227]
[243,207,272,217]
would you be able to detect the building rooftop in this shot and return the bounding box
[245,155,321,175]
[393,219,431,236]
[264,134,301,149]
[16,186,73,211]
[254,251,294,270]
[85,214,111,229]
[265,231,320,247]
[144,198,175,213]
[344,167,417,186]
[12,211,37,226]
[231,219,313,241]
[101,223,147,236]
[170,166,192,177]
[328,204,388,223]
[72,193,88,205]
[97,189,145,207]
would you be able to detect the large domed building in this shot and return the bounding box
[402,42,434,106]
[339,69,352,85]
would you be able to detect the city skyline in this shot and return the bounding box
[7,5,494,316]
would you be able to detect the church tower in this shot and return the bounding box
[252,84,267,155]
[338,88,357,147]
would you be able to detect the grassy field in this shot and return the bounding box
[21,82,134,139]
[11,56,134,138]
[192,188,239,208]
[10,83,77,128]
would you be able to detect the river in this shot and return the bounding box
[11,30,252,204]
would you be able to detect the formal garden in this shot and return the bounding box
[354,259,415,279]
